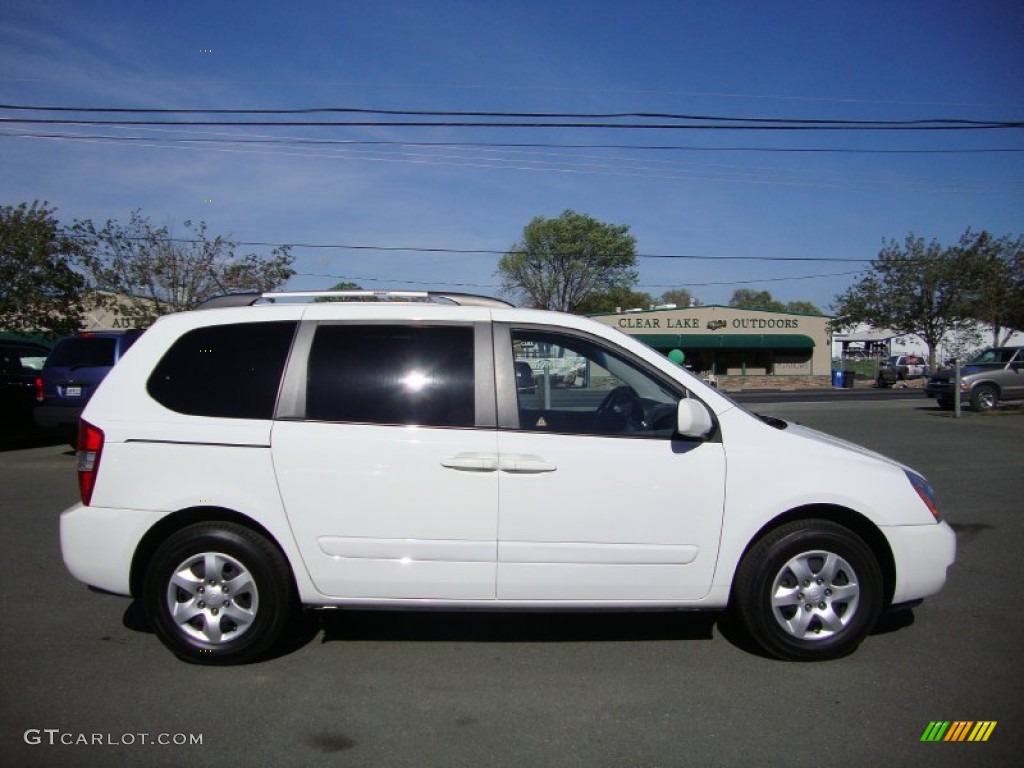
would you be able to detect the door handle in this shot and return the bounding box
[441,453,499,472]
[499,454,557,474]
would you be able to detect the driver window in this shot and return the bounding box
[511,329,682,437]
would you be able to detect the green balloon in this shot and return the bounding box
[668,349,685,364]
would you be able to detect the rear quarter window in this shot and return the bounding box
[305,324,475,427]
[147,322,297,418]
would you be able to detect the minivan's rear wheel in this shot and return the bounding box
[143,523,293,665]
[733,520,883,661]
[969,384,998,412]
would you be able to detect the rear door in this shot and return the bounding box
[272,312,500,600]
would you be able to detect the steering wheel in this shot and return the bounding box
[595,385,645,431]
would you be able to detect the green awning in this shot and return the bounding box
[634,334,815,350]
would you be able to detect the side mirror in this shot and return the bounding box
[676,398,714,438]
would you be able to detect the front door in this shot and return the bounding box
[495,326,726,601]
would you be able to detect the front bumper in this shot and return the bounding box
[882,521,957,604]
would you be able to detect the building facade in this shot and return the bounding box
[591,305,832,384]
[80,291,153,331]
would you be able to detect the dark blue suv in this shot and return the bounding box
[35,330,143,438]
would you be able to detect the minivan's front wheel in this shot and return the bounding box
[143,523,293,665]
[733,520,883,661]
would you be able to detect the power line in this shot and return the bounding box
[2,103,1020,128]
[99,235,875,262]
[7,129,1018,195]
[2,117,1020,131]
[4,129,1020,154]
[3,78,1017,109]
[1,104,1021,131]
[292,269,864,289]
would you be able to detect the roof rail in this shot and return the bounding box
[194,292,262,309]
[194,290,513,310]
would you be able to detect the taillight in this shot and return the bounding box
[34,376,44,403]
[77,420,105,506]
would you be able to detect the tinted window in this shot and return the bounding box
[47,337,117,368]
[306,324,474,427]
[147,322,296,418]
[0,345,47,375]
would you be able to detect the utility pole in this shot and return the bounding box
[953,359,962,419]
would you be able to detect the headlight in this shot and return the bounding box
[905,470,940,521]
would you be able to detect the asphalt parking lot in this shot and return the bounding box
[1,399,1021,768]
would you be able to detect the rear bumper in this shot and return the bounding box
[34,404,83,429]
[60,503,166,596]
[882,521,957,604]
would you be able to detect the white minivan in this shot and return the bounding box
[60,291,956,664]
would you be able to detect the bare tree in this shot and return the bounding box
[74,211,293,325]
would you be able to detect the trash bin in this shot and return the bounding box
[843,370,855,388]
[832,369,844,388]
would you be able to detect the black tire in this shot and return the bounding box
[936,397,955,411]
[732,519,883,661]
[969,384,999,412]
[143,522,294,665]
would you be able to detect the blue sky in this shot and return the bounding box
[1,0,1022,311]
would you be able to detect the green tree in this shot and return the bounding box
[783,300,823,315]
[729,289,820,314]
[74,211,294,325]
[729,289,785,311]
[497,209,638,312]
[966,232,1024,345]
[576,286,654,314]
[659,288,694,308]
[315,281,366,302]
[832,231,988,369]
[0,201,86,335]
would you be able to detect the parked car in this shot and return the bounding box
[60,290,955,665]
[924,346,1024,411]
[0,340,49,429]
[34,330,143,440]
[876,354,928,387]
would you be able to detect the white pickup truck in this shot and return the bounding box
[877,354,928,387]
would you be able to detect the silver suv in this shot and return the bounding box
[924,346,1024,411]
